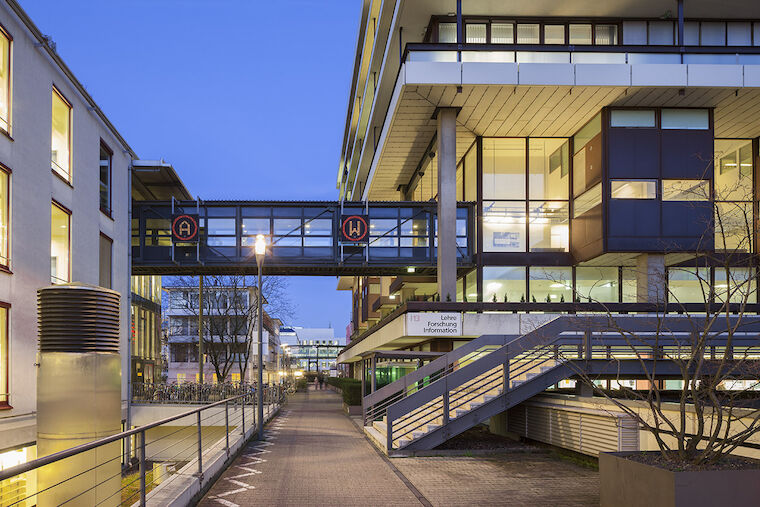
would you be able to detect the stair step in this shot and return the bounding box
[373,421,387,434]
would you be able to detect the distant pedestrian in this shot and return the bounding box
[318,374,324,390]
[313,376,319,391]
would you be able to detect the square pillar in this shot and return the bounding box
[436,107,458,301]
[636,254,666,304]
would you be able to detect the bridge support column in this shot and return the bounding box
[436,107,457,301]
[636,253,666,304]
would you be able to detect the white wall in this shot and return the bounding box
[0,2,132,451]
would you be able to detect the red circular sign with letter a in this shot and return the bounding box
[172,214,199,242]
[341,215,369,242]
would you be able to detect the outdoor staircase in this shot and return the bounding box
[362,316,583,454]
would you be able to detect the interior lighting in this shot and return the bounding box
[407,267,416,273]
[550,283,566,288]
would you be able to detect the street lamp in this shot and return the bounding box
[254,234,266,440]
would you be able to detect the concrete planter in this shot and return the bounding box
[600,451,760,507]
[343,402,362,416]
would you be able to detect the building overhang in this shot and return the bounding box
[132,160,192,201]
[362,58,760,200]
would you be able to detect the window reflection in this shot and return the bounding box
[576,267,618,302]
[714,267,756,304]
[529,267,572,303]
[483,201,525,252]
[483,266,526,302]
[668,268,710,303]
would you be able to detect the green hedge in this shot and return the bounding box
[324,377,363,406]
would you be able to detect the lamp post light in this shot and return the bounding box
[254,234,266,440]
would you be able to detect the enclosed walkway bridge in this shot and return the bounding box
[132,200,474,276]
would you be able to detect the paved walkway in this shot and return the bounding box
[199,387,599,507]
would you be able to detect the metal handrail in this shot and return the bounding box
[0,393,250,482]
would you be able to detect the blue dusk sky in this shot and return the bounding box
[20,0,358,335]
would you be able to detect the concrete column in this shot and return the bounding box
[436,108,457,301]
[636,254,666,304]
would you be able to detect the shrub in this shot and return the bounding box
[341,379,362,406]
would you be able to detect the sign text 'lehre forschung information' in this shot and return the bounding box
[405,312,462,336]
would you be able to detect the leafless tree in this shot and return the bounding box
[167,274,292,382]
[542,165,760,466]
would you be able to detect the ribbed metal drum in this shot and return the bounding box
[38,283,121,353]
[37,283,121,507]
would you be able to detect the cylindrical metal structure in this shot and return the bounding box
[37,283,122,507]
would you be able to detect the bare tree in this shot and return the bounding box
[167,274,292,383]
[550,165,760,467]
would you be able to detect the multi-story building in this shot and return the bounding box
[335,1,760,451]
[279,326,344,373]
[130,275,164,384]
[164,284,281,384]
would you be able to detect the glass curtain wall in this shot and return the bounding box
[714,139,753,253]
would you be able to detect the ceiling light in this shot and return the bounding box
[407,267,415,273]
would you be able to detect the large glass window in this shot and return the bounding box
[483,266,526,303]
[573,183,602,218]
[576,267,619,302]
[529,201,569,252]
[714,139,752,201]
[0,168,8,267]
[668,267,710,304]
[99,233,112,288]
[51,88,72,181]
[482,201,525,252]
[51,202,70,284]
[528,139,569,200]
[714,267,756,304]
[572,113,602,197]
[529,267,572,303]
[464,144,477,201]
[482,138,525,199]
[662,180,710,201]
[0,28,10,133]
[610,180,656,199]
[715,202,753,253]
[99,142,112,214]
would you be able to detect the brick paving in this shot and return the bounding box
[199,387,599,507]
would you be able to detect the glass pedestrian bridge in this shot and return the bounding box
[132,200,474,275]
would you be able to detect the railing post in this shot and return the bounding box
[138,430,146,507]
[196,411,203,480]
[584,330,592,361]
[442,383,450,427]
[242,395,246,436]
[386,414,393,451]
[225,400,229,458]
[502,346,510,393]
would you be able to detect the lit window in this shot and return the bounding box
[51,202,70,284]
[491,23,514,43]
[99,233,112,288]
[662,180,710,201]
[573,183,602,218]
[176,373,186,384]
[544,25,565,44]
[438,22,457,43]
[569,24,592,44]
[51,88,72,181]
[595,24,618,45]
[529,201,569,252]
[465,24,486,43]
[610,180,656,199]
[516,24,540,44]
[610,110,655,128]
[99,142,112,214]
[714,140,753,201]
[0,28,10,133]
[529,267,572,303]
[661,109,709,130]
[0,167,8,267]
[483,266,525,303]
[0,305,7,406]
[482,201,526,252]
[576,267,619,303]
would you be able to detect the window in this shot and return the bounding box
[176,373,186,384]
[569,24,592,45]
[483,266,525,303]
[466,24,486,43]
[99,234,112,288]
[573,183,602,218]
[482,138,525,199]
[483,201,525,252]
[661,109,709,130]
[51,202,70,284]
[610,180,656,199]
[529,267,572,303]
[438,22,457,43]
[701,22,726,46]
[0,27,10,133]
[714,139,753,201]
[648,21,674,45]
[491,23,514,43]
[544,25,565,45]
[595,24,618,45]
[51,88,72,181]
[662,180,710,201]
[715,202,753,253]
[576,267,619,302]
[715,267,756,304]
[0,167,8,267]
[516,24,539,44]
[99,142,112,214]
[610,109,655,128]
[727,22,751,46]
[0,305,7,406]
[529,139,569,199]
[668,267,710,303]
[529,201,569,252]
[572,113,602,196]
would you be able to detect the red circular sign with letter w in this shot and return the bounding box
[341,215,369,242]
[172,214,199,242]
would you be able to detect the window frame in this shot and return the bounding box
[0,23,12,137]
[51,86,73,183]
[0,164,10,271]
[99,140,112,217]
[0,302,9,409]
[51,200,71,284]
[99,232,112,289]
[610,180,658,200]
